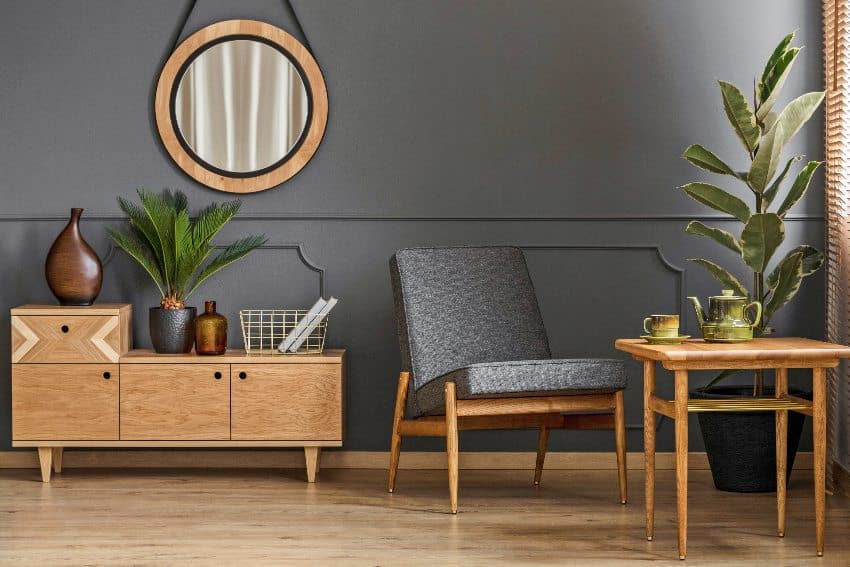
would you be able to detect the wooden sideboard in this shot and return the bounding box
[11,305,345,483]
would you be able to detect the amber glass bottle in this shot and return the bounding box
[195,300,227,355]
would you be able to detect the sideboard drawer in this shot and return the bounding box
[11,314,128,363]
[12,364,119,440]
[231,364,342,441]
[120,364,230,440]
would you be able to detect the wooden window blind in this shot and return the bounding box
[824,0,850,478]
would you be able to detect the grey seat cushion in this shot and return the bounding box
[412,358,628,416]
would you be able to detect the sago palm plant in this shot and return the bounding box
[107,189,267,309]
[681,32,824,392]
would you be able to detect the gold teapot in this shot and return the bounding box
[687,289,762,343]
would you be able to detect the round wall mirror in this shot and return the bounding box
[155,20,328,193]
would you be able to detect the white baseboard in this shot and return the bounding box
[0,450,814,471]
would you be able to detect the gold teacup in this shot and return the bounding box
[643,314,680,337]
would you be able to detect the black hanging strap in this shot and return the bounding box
[169,0,198,54]
[283,0,313,54]
[167,0,313,55]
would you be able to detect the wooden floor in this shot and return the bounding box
[0,467,848,566]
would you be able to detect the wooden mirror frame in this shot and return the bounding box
[155,20,328,193]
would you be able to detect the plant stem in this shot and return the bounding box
[753,163,766,396]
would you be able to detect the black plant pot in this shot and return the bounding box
[149,307,196,354]
[692,386,809,493]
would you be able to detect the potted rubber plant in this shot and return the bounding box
[107,189,267,353]
[680,32,824,492]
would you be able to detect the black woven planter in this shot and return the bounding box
[149,307,196,354]
[692,386,809,493]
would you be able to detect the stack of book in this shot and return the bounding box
[278,297,338,353]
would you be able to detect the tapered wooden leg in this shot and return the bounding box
[534,426,549,486]
[445,381,459,514]
[52,447,63,474]
[614,389,627,504]
[674,369,689,560]
[37,447,52,483]
[388,371,410,493]
[304,447,321,483]
[775,368,788,538]
[643,360,656,541]
[813,367,827,557]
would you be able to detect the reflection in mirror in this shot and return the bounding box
[174,39,309,174]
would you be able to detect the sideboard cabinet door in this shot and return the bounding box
[120,364,230,440]
[231,364,342,441]
[12,364,119,440]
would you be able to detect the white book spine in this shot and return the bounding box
[278,298,327,352]
[288,297,338,352]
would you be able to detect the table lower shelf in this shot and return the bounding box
[649,394,812,418]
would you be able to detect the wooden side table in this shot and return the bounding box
[615,338,850,560]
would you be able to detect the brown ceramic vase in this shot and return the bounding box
[44,208,103,305]
[195,300,228,355]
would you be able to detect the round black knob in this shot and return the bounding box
[214,371,222,379]
[61,325,69,333]
[239,371,247,380]
[103,371,111,380]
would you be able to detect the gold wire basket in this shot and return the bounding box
[239,309,327,355]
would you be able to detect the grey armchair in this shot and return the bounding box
[388,246,628,513]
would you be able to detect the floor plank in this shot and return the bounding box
[0,468,847,565]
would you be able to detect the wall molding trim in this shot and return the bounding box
[522,244,686,318]
[0,450,814,471]
[0,214,825,223]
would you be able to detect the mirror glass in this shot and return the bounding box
[173,38,309,174]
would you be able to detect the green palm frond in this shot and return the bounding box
[105,226,165,296]
[117,195,161,258]
[107,189,265,305]
[186,235,268,299]
[137,189,178,291]
[191,200,241,247]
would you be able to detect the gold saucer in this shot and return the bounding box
[641,334,691,345]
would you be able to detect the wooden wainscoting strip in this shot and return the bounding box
[0,450,815,471]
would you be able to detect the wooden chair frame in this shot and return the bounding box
[388,371,627,513]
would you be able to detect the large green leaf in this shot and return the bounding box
[681,183,751,222]
[719,80,761,153]
[763,155,802,207]
[759,31,796,102]
[773,91,825,147]
[776,161,822,217]
[741,213,785,272]
[765,251,804,319]
[767,245,824,289]
[685,221,742,254]
[748,123,784,193]
[682,145,736,176]
[688,258,749,297]
[757,47,799,121]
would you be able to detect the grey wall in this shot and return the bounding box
[0,0,825,453]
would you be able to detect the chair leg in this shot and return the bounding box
[614,390,628,505]
[388,371,410,493]
[445,381,459,514]
[534,426,549,486]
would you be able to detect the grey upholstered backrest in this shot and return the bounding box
[390,246,551,391]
